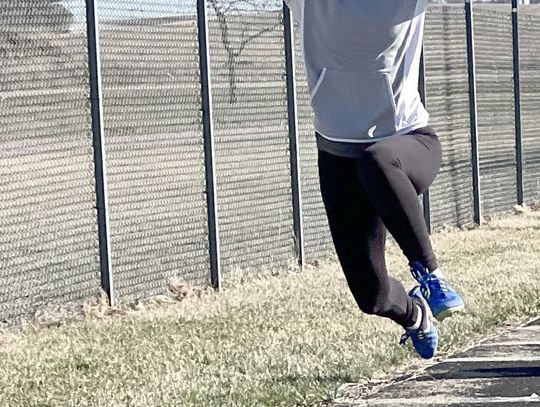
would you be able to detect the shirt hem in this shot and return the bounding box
[315,120,431,144]
[315,121,434,158]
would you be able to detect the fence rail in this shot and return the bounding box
[1,2,540,324]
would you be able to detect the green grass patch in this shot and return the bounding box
[1,211,539,407]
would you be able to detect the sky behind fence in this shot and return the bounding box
[63,0,286,21]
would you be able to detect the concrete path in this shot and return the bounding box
[335,318,540,406]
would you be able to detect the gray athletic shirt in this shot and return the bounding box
[285,0,430,155]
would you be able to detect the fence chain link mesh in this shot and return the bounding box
[0,0,100,324]
[424,5,474,228]
[98,1,210,303]
[475,6,517,215]
[519,8,540,204]
[207,0,295,274]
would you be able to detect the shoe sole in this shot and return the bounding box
[434,304,465,322]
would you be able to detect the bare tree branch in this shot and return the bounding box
[207,0,281,104]
[234,22,280,58]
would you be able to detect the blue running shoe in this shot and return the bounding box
[400,287,438,359]
[410,261,465,321]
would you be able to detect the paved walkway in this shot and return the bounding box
[335,318,540,406]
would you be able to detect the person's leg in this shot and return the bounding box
[355,131,442,271]
[318,148,418,328]
[356,130,464,322]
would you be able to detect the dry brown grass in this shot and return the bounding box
[0,210,539,407]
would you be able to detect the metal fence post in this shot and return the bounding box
[85,0,114,304]
[512,0,524,205]
[283,3,305,267]
[465,0,482,224]
[197,0,222,289]
[418,48,432,234]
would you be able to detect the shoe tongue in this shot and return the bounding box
[429,279,448,298]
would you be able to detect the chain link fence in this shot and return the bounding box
[423,6,474,228]
[207,0,294,275]
[520,10,540,203]
[1,2,539,324]
[0,0,100,322]
[475,7,518,214]
[98,1,209,304]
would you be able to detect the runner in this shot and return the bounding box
[284,0,465,359]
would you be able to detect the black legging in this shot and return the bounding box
[318,128,442,328]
